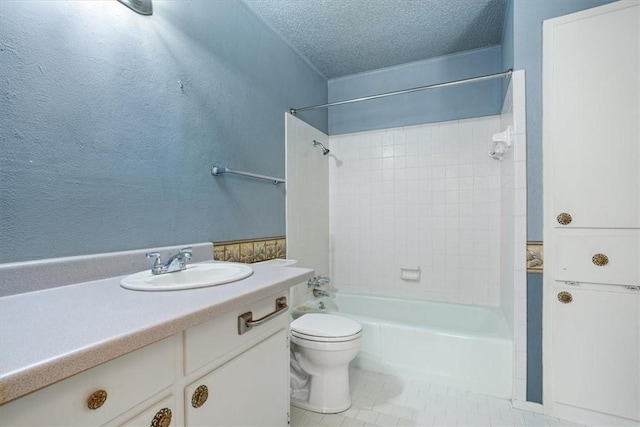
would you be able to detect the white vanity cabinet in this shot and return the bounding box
[0,336,177,426]
[0,291,292,427]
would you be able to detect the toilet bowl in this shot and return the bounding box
[290,313,362,413]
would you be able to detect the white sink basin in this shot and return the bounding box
[120,262,253,291]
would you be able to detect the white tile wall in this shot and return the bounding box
[329,116,503,306]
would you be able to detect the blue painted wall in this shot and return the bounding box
[526,272,544,403]
[501,0,618,405]
[501,0,514,97]
[0,1,327,263]
[326,46,504,135]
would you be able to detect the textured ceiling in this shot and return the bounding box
[243,0,506,79]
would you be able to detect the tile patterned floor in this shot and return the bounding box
[291,368,584,427]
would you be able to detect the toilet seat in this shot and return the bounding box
[290,313,362,343]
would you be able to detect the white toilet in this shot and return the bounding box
[289,313,362,413]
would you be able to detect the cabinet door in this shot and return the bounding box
[547,2,640,229]
[553,286,640,421]
[184,329,289,426]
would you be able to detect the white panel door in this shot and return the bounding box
[184,329,289,426]
[548,2,640,229]
[553,287,640,421]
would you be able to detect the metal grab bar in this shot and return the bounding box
[237,297,288,335]
[211,165,285,185]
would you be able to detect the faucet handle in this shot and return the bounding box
[146,252,162,262]
[146,252,163,274]
[307,276,331,287]
[178,246,193,263]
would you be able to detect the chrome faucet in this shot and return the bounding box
[313,288,330,298]
[145,247,192,275]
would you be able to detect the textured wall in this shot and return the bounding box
[244,0,506,79]
[0,1,327,263]
[326,46,503,135]
[500,0,514,99]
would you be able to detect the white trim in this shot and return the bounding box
[512,400,544,414]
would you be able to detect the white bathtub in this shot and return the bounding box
[333,293,513,398]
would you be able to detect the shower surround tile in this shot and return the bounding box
[329,116,502,306]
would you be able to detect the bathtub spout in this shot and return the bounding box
[313,288,330,298]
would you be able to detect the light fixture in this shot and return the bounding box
[118,0,153,15]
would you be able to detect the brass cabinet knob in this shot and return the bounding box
[558,291,573,304]
[87,390,107,410]
[150,408,172,427]
[592,253,609,266]
[557,213,572,225]
[191,385,209,408]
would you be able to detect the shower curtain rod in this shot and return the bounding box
[290,69,513,114]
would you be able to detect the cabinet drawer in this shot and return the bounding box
[118,395,176,427]
[555,229,640,286]
[0,336,176,426]
[184,292,288,375]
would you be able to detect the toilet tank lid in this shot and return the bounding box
[290,313,362,338]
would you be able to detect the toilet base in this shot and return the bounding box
[290,396,351,414]
[290,366,353,414]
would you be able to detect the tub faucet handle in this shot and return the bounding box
[307,276,331,287]
[313,288,330,298]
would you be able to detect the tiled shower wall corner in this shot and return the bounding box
[329,116,502,306]
[286,114,331,307]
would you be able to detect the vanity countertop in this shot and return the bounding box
[0,263,314,404]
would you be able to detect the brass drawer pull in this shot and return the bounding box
[592,253,609,266]
[557,212,572,225]
[191,385,209,408]
[238,296,288,335]
[87,389,107,409]
[151,408,172,427]
[558,291,573,304]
